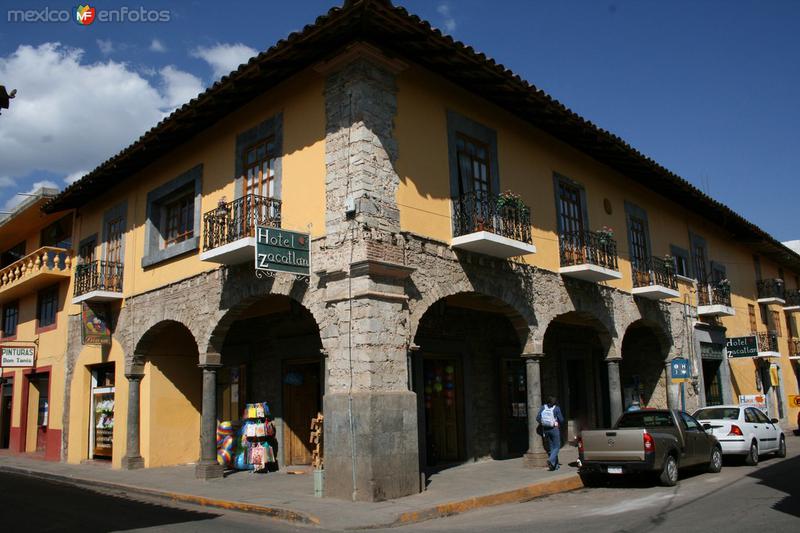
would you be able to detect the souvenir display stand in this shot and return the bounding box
[217,402,277,473]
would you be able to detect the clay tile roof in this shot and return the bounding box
[43,0,800,270]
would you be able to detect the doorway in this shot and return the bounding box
[89,364,115,460]
[282,361,321,466]
[0,378,12,448]
[423,356,463,465]
[702,359,723,406]
[30,374,50,453]
[499,359,527,456]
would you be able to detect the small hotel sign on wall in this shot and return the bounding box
[1,346,36,368]
[726,336,758,358]
[255,227,310,276]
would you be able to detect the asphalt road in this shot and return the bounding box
[0,437,798,532]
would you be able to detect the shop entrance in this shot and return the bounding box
[621,321,669,410]
[542,314,611,438]
[282,361,321,466]
[423,356,463,465]
[26,373,50,453]
[413,293,528,468]
[89,364,115,460]
[702,360,723,406]
[0,377,12,449]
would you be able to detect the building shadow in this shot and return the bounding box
[746,453,800,518]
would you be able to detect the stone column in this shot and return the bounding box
[522,353,548,467]
[607,358,623,425]
[120,373,144,470]
[196,364,223,479]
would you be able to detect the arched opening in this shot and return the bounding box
[412,293,527,469]
[216,294,323,469]
[541,312,611,439]
[620,320,669,410]
[135,321,201,468]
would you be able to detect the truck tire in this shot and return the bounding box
[744,441,758,466]
[659,454,678,486]
[707,446,723,473]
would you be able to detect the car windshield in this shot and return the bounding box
[693,407,739,420]
[617,412,674,428]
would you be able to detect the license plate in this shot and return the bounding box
[607,467,623,474]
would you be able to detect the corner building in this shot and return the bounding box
[31,0,800,501]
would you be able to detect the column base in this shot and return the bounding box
[120,455,144,470]
[195,461,224,479]
[523,451,550,468]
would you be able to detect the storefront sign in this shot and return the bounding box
[670,357,690,382]
[739,394,767,412]
[726,336,758,358]
[81,302,112,345]
[255,226,310,276]
[0,346,35,367]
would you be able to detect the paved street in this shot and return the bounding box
[1,436,798,532]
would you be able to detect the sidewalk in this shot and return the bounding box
[0,447,582,530]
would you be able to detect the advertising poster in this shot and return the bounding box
[81,302,112,345]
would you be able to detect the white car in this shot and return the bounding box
[692,405,786,465]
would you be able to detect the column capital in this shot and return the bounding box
[199,351,222,367]
[605,356,623,363]
[124,373,144,381]
[521,352,545,361]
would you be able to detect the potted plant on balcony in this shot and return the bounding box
[597,225,614,245]
[663,254,675,273]
[496,190,528,214]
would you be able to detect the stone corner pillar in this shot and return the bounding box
[521,352,549,468]
[121,372,144,470]
[196,361,224,480]
[606,356,623,425]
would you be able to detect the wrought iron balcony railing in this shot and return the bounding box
[756,278,785,301]
[754,331,779,354]
[203,194,282,251]
[786,289,800,308]
[452,191,533,244]
[74,260,123,297]
[697,281,732,308]
[789,338,800,357]
[632,256,678,290]
[559,230,619,271]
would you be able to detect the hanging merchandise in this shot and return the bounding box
[227,402,278,473]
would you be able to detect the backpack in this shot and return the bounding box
[540,405,557,428]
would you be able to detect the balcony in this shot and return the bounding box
[789,338,799,360]
[697,281,735,317]
[559,230,622,282]
[450,191,536,258]
[200,194,282,265]
[784,289,800,312]
[631,256,680,300]
[72,260,124,304]
[754,331,780,359]
[0,247,72,303]
[756,278,785,305]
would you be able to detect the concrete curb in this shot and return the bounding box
[0,463,583,530]
[0,464,320,526]
[385,474,584,528]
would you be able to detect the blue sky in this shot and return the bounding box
[0,1,798,241]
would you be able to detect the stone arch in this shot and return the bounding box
[131,319,198,372]
[620,318,673,409]
[409,281,536,354]
[539,310,615,355]
[203,269,326,357]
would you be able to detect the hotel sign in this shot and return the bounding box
[255,227,310,276]
[1,346,35,368]
[726,336,758,358]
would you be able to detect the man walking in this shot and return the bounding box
[536,396,565,471]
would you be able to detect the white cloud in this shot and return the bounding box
[0,43,205,205]
[149,38,166,53]
[437,3,457,33]
[160,65,204,109]
[97,39,114,55]
[3,180,59,211]
[63,170,87,185]
[191,43,257,80]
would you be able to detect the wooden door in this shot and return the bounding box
[423,357,462,465]
[283,362,320,466]
[34,374,49,453]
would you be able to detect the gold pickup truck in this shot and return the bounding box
[577,409,723,486]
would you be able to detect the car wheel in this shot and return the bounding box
[776,436,786,458]
[707,446,723,473]
[659,455,678,486]
[745,441,759,466]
